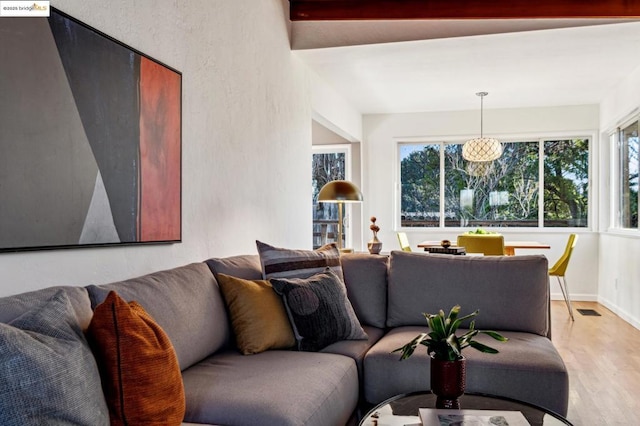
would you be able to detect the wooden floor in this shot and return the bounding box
[551,300,640,425]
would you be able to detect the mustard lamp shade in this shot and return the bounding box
[317,180,363,203]
[317,180,362,250]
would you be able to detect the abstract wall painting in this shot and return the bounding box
[0,7,182,252]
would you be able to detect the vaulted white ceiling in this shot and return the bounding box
[292,19,640,114]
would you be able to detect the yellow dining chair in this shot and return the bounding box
[456,234,505,256]
[397,232,412,252]
[549,234,578,321]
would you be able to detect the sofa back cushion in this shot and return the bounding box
[86,262,228,371]
[387,251,549,336]
[340,253,388,328]
[205,254,263,280]
[0,286,93,330]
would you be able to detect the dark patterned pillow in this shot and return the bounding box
[270,269,367,351]
[256,240,343,280]
[0,290,109,426]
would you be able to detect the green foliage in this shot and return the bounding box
[543,139,588,225]
[400,139,589,227]
[466,228,496,235]
[392,305,508,362]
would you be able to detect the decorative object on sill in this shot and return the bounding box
[440,239,451,248]
[462,92,502,164]
[317,180,363,251]
[367,216,382,254]
[393,305,508,409]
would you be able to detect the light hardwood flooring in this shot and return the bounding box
[551,300,640,425]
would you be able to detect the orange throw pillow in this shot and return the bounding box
[87,291,185,426]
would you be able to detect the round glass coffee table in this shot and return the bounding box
[359,392,573,426]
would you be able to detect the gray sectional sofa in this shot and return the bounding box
[0,250,569,425]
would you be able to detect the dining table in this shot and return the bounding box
[417,240,551,256]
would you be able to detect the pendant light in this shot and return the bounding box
[462,92,502,162]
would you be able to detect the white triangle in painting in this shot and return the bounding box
[79,171,120,244]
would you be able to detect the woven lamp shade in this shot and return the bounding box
[462,137,503,162]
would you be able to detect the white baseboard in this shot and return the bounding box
[597,297,640,331]
[550,293,598,302]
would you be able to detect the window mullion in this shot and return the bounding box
[440,142,446,228]
[538,139,545,227]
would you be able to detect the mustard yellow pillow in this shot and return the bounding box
[216,273,295,355]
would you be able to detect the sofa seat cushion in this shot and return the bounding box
[87,262,228,371]
[181,349,359,426]
[364,326,569,416]
[321,325,384,379]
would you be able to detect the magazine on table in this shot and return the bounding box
[419,408,530,426]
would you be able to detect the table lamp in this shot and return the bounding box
[317,180,363,250]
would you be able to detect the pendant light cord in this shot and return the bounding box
[477,91,488,138]
[480,94,484,138]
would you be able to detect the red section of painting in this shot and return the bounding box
[139,57,181,241]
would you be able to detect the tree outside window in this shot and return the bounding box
[544,139,589,227]
[400,144,440,227]
[619,121,639,229]
[399,138,589,228]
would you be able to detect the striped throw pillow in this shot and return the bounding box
[256,240,343,280]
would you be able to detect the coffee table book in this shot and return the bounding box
[419,408,530,426]
[424,246,466,255]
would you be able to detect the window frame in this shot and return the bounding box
[312,144,354,247]
[611,115,640,232]
[395,132,593,231]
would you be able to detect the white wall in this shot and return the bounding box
[308,69,363,143]
[598,64,640,329]
[0,0,315,297]
[362,105,600,301]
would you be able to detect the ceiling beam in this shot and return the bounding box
[289,0,640,21]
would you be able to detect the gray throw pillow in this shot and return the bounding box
[271,269,367,352]
[0,290,109,426]
[256,240,343,280]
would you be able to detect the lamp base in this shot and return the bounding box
[339,248,354,254]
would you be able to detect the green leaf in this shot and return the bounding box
[446,334,461,357]
[456,310,479,325]
[447,305,460,321]
[429,314,447,338]
[392,333,430,360]
[481,330,509,342]
[469,340,500,354]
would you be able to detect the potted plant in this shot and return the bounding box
[393,305,508,408]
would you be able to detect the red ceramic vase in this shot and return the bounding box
[430,356,466,409]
